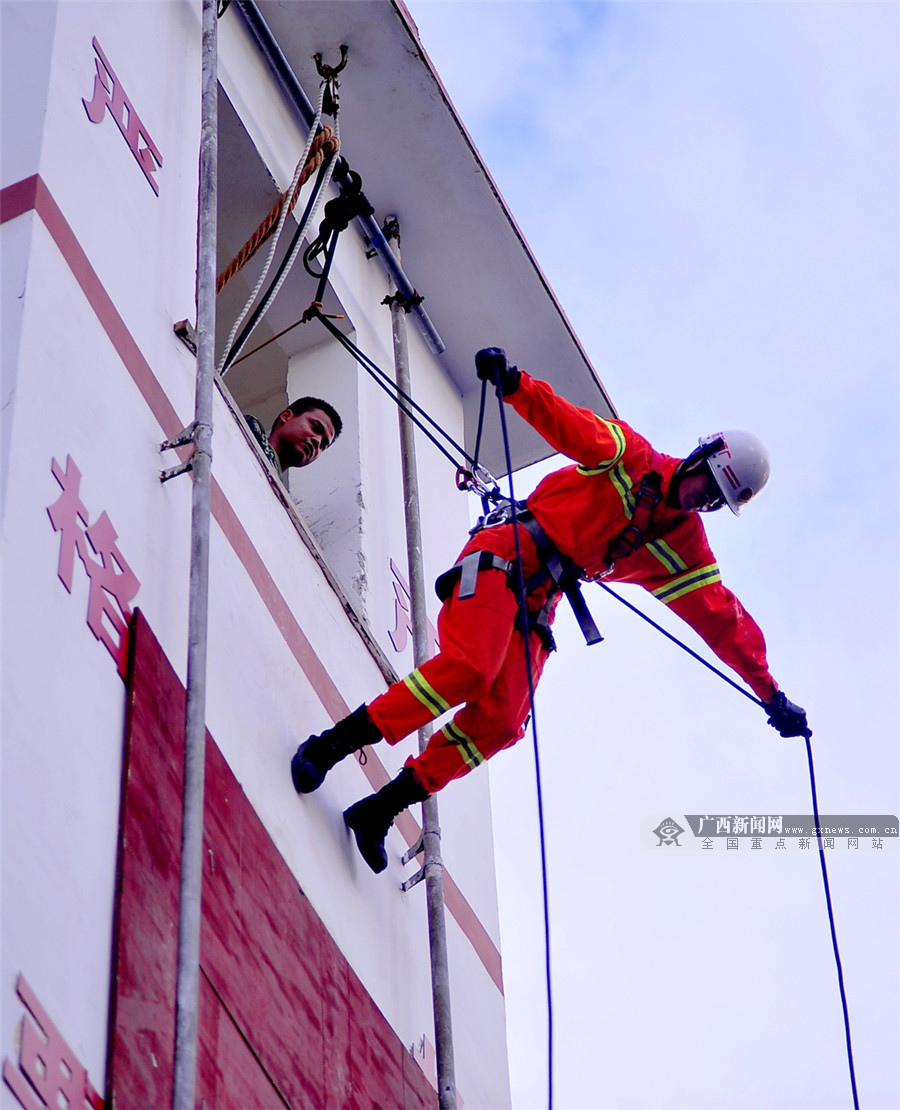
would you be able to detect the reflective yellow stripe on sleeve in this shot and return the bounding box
[403,669,452,718]
[608,461,636,517]
[652,563,721,604]
[443,720,485,771]
[647,539,689,575]
[576,420,627,476]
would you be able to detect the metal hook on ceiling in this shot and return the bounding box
[313,45,349,116]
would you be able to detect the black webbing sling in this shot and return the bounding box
[433,503,604,647]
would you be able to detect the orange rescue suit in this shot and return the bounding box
[368,372,778,794]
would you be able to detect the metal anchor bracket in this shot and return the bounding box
[401,833,425,892]
[400,824,442,893]
[401,835,425,866]
[159,422,198,483]
[401,856,445,894]
[401,868,425,893]
[313,45,349,116]
[173,318,198,356]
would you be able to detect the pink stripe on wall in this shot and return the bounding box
[1,174,504,994]
[208,481,350,725]
[0,174,39,222]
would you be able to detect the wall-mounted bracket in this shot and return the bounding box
[401,834,424,865]
[159,423,198,482]
[174,318,199,356]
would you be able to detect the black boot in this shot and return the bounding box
[343,767,429,874]
[291,705,381,794]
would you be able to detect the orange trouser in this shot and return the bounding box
[367,525,557,794]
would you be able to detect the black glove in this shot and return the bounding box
[764,691,811,738]
[475,347,520,396]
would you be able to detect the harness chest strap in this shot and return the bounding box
[600,469,663,572]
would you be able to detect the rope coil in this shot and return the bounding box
[217,80,340,375]
[216,126,340,295]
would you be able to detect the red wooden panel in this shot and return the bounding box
[201,754,327,1109]
[319,936,353,1110]
[107,613,185,1108]
[196,973,287,1110]
[346,971,408,1110]
[108,611,437,1109]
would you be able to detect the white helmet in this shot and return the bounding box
[698,430,771,515]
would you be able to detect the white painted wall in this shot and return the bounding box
[286,335,370,609]
[2,2,511,1107]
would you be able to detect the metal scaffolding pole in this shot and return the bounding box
[172,1,217,1106]
[387,223,457,1110]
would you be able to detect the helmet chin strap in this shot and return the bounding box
[682,436,726,473]
[666,437,726,510]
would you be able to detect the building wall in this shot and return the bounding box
[109,612,440,1110]
[2,3,510,1107]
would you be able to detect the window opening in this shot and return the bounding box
[215,84,363,598]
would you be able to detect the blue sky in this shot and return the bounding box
[405,3,899,1108]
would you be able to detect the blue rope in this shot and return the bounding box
[596,582,765,707]
[316,314,474,470]
[598,582,860,1108]
[804,735,861,1110]
[490,379,554,1110]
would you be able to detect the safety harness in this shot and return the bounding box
[433,507,572,651]
[434,470,666,651]
[436,549,517,604]
[599,470,663,571]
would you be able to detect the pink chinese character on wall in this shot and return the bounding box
[46,456,90,592]
[82,37,162,195]
[2,975,104,1110]
[47,456,140,674]
[388,558,440,657]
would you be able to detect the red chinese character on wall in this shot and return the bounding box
[82,36,163,195]
[47,456,140,674]
[2,974,104,1110]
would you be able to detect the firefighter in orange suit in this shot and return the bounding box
[292,348,810,873]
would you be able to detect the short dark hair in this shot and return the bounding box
[271,396,343,439]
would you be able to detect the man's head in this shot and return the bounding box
[268,396,342,469]
[672,430,771,515]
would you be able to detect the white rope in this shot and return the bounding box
[217,81,336,375]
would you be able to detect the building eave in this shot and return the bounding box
[246,0,616,475]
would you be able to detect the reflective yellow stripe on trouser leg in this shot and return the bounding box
[402,668,452,720]
[443,719,486,773]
